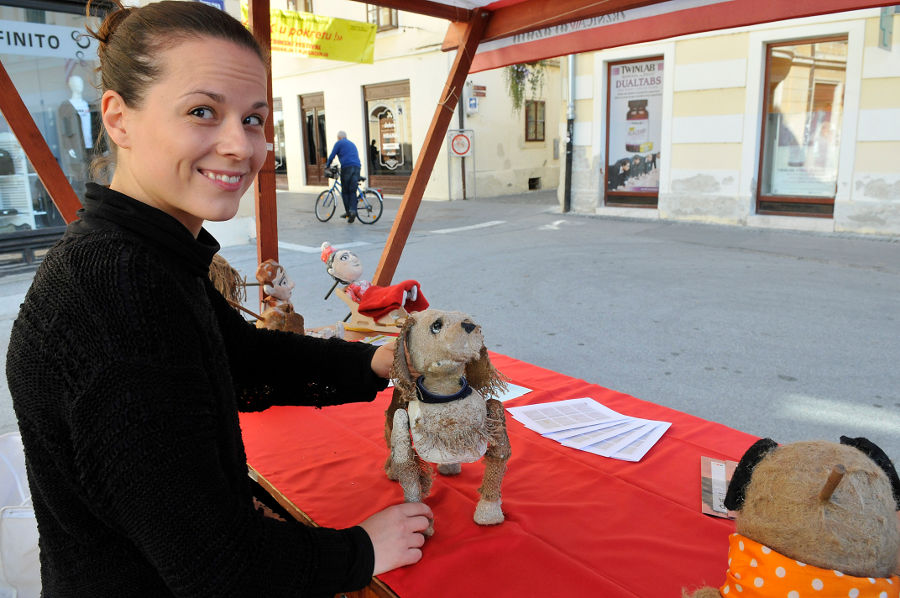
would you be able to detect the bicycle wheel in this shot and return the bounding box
[315,189,336,222]
[355,190,383,224]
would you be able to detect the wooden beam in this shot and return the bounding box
[350,0,472,22]
[372,9,490,286]
[443,0,666,50]
[0,59,82,224]
[249,0,279,270]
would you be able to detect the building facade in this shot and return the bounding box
[560,8,900,236]
[270,0,561,201]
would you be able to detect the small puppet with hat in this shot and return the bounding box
[320,242,428,322]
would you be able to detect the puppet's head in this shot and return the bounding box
[256,259,294,304]
[321,242,363,284]
[684,437,900,597]
[391,309,506,400]
[725,437,899,577]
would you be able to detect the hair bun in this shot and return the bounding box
[85,0,130,48]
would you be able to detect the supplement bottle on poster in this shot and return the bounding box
[625,99,650,153]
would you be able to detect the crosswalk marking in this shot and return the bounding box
[429,220,505,234]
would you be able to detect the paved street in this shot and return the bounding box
[2,188,899,460]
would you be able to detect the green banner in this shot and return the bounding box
[241,6,375,63]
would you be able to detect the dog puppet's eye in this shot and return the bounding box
[430,318,443,334]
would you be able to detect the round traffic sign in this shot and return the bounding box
[450,133,471,157]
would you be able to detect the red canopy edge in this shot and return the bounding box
[446,0,897,72]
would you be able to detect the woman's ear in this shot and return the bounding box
[101,89,130,149]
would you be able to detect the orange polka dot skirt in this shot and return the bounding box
[721,533,899,597]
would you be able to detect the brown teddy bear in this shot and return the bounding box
[684,436,900,597]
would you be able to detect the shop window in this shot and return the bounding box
[757,37,847,218]
[364,80,412,194]
[0,5,102,240]
[604,57,664,208]
[525,100,545,142]
[367,5,398,32]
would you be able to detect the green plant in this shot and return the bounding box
[504,61,547,111]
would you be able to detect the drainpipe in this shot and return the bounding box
[563,54,575,213]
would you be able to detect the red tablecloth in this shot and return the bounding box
[239,352,758,597]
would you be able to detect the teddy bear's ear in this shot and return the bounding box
[840,435,900,509]
[723,437,779,511]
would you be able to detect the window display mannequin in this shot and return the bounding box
[56,75,94,192]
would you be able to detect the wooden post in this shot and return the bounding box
[0,59,82,223]
[372,10,490,286]
[249,0,279,269]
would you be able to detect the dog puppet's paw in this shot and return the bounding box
[473,499,504,525]
[437,463,461,476]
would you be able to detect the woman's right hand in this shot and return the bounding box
[358,502,433,575]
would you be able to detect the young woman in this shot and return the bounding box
[5,1,431,595]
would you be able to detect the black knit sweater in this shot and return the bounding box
[7,183,386,597]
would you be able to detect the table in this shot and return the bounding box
[239,352,758,597]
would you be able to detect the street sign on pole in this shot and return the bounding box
[447,129,473,158]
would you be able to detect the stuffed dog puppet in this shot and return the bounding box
[385,309,510,533]
[684,437,900,597]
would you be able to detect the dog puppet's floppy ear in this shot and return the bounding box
[391,315,417,398]
[723,437,778,511]
[465,346,508,400]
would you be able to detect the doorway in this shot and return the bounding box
[300,92,327,186]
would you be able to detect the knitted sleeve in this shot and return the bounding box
[205,281,388,412]
[74,360,375,596]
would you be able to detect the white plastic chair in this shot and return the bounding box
[0,432,39,598]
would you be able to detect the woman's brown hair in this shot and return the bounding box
[85,0,268,178]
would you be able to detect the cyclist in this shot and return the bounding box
[325,130,361,223]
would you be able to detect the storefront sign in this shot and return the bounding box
[240,6,375,63]
[607,59,663,193]
[0,19,97,60]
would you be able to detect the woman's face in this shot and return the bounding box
[104,37,269,236]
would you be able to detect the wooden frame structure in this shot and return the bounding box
[0,0,895,285]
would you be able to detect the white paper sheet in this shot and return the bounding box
[506,397,670,462]
[494,383,532,403]
[507,397,628,434]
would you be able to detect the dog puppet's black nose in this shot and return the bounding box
[461,321,476,333]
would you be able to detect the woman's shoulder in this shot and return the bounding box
[23,229,211,363]
[33,228,198,319]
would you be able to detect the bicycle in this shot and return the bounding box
[315,166,384,224]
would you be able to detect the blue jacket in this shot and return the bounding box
[326,138,361,168]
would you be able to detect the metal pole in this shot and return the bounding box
[563,54,575,213]
[458,97,467,199]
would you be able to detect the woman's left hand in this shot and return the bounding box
[370,340,396,379]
